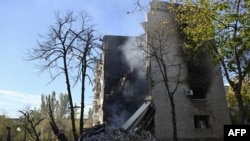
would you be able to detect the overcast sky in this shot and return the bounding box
[0,0,150,118]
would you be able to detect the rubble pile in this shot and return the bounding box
[80,100,156,141]
[81,125,156,141]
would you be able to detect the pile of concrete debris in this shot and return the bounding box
[79,124,156,141]
[79,100,156,141]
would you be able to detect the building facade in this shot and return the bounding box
[92,1,232,140]
[142,1,231,141]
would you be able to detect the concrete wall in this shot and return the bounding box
[143,1,231,140]
[92,53,104,125]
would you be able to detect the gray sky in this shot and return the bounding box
[0,0,149,118]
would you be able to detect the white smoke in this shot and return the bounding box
[120,36,147,78]
[104,35,149,128]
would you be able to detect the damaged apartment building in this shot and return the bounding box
[92,0,231,141]
[92,35,150,128]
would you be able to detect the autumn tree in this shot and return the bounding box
[168,0,250,124]
[27,11,100,140]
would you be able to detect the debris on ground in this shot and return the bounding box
[79,124,156,141]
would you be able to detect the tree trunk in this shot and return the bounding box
[48,101,68,141]
[79,48,89,138]
[63,55,77,141]
[234,88,246,124]
[6,126,11,141]
[49,122,68,141]
[170,96,178,141]
[79,63,86,136]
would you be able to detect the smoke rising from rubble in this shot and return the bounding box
[104,36,149,128]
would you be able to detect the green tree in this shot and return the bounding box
[40,92,70,141]
[169,0,250,124]
[226,78,250,123]
[0,115,15,141]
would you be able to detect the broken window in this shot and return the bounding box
[187,48,211,100]
[194,115,210,128]
[191,87,207,99]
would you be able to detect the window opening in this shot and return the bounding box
[194,115,210,128]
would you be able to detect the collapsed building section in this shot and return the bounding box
[91,1,232,141]
[80,124,156,141]
[92,35,150,128]
[82,100,155,141]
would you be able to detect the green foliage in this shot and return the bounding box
[226,79,250,123]
[0,115,15,141]
[41,91,70,119]
[40,91,71,140]
[167,0,250,124]
[170,1,216,50]
[165,2,215,97]
[172,0,250,75]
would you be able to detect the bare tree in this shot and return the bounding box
[127,0,149,14]
[140,20,186,141]
[19,108,45,141]
[70,13,100,136]
[27,11,100,140]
